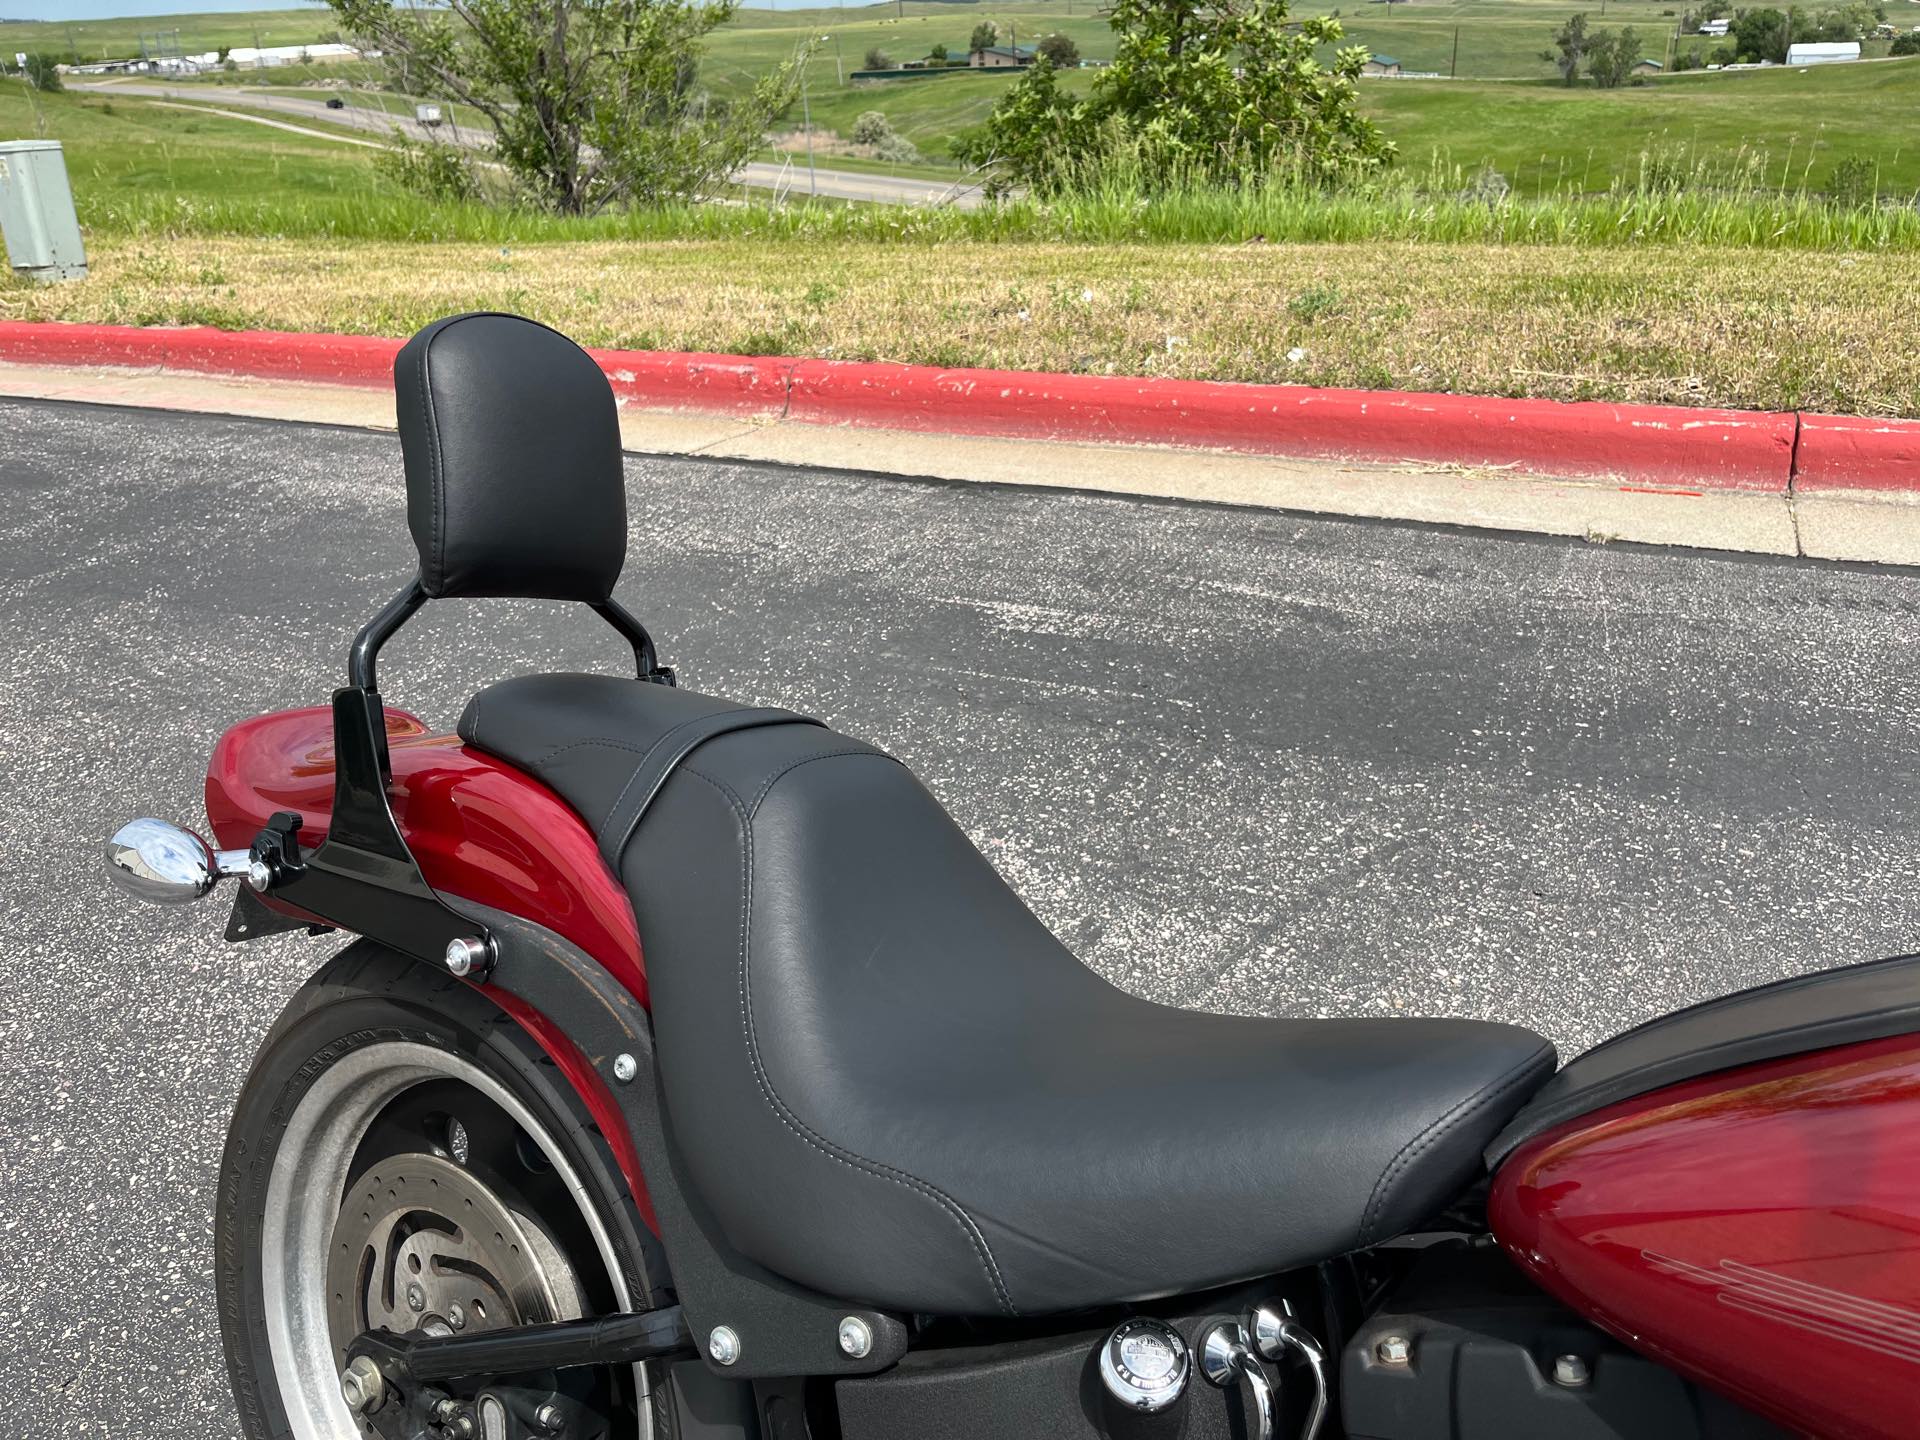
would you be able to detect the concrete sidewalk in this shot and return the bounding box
[11,358,1903,563]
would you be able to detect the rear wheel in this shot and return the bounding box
[216,941,674,1439]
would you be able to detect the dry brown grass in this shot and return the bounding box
[5,235,1913,415]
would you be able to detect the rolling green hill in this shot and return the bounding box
[0,7,335,63]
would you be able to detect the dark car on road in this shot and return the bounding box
[325,96,345,109]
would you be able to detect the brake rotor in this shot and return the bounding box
[324,1150,584,1365]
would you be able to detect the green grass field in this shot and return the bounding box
[13,0,1916,196]
[0,6,337,63]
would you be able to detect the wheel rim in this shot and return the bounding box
[261,1040,646,1439]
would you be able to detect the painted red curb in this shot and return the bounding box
[4,321,1915,496]
[584,347,790,416]
[1794,414,1920,496]
[786,360,1798,491]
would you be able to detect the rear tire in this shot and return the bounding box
[215,940,675,1439]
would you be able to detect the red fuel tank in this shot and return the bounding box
[1490,1033,1920,1440]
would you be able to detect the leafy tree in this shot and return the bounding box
[1586,25,1643,86]
[1036,32,1080,66]
[1731,7,1791,61]
[22,52,63,91]
[325,0,806,214]
[1542,12,1590,85]
[929,41,948,61]
[1892,28,1920,53]
[864,46,892,69]
[970,21,1000,53]
[958,0,1393,195]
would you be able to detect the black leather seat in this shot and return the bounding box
[461,673,1557,1318]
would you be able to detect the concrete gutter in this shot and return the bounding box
[2,320,1916,563]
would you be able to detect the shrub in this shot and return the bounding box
[23,53,63,91]
[959,0,1392,196]
[1892,29,1920,53]
[864,47,892,70]
[375,140,479,203]
[1828,155,1876,207]
[850,109,921,163]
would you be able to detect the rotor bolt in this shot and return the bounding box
[612,1053,638,1084]
[407,1280,428,1312]
[339,1356,385,1414]
[708,1325,741,1366]
[1375,1334,1412,1366]
[837,1315,874,1359]
[446,1302,467,1331]
[445,935,493,979]
[1552,1353,1592,1388]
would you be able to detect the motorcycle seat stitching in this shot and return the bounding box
[677,758,1020,1317]
[1357,1043,1555,1247]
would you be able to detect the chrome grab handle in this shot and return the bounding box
[1252,1303,1331,1440]
[1199,1321,1275,1440]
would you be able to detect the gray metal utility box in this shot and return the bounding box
[0,139,88,282]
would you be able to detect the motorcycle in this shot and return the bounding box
[104,312,1920,1440]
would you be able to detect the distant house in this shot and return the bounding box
[1698,18,1730,35]
[1786,40,1861,63]
[970,45,1036,68]
[1633,56,1664,71]
[1361,53,1402,75]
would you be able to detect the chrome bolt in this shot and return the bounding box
[612,1053,638,1084]
[406,1281,427,1312]
[708,1325,741,1366]
[1375,1334,1412,1366]
[245,857,275,893]
[1552,1354,1592,1388]
[534,1401,565,1431]
[339,1356,385,1414]
[444,936,492,978]
[432,1398,464,1424]
[446,1302,467,1331]
[837,1315,874,1359]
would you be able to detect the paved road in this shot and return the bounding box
[6,398,1920,1435]
[76,81,989,208]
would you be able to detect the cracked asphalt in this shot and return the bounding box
[4,397,1920,1436]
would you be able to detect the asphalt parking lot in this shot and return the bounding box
[6,396,1920,1437]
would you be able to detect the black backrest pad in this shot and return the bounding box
[395,313,626,601]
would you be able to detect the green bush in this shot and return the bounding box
[1892,30,1920,54]
[863,47,891,70]
[375,140,479,203]
[958,0,1391,197]
[23,53,63,92]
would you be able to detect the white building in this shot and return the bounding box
[186,42,363,68]
[1699,19,1730,36]
[1786,40,1861,63]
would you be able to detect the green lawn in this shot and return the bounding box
[0,85,381,219]
[1365,60,1920,195]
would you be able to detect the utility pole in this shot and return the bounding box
[1450,25,1459,76]
[801,40,820,198]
